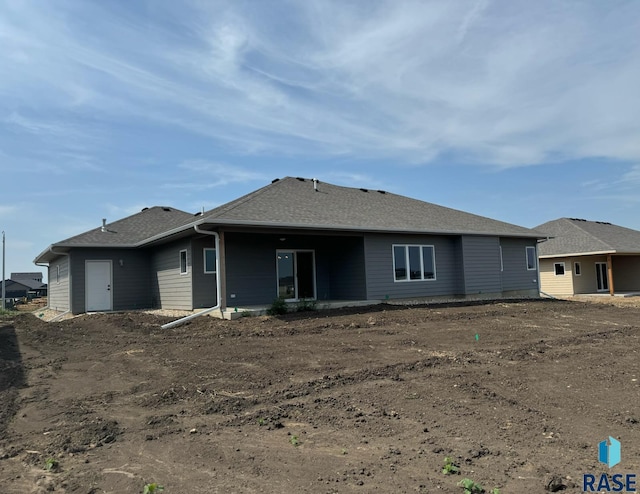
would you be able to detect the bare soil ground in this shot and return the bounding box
[1,298,639,494]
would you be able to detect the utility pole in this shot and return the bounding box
[1,231,5,310]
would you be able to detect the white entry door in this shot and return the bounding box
[86,261,112,311]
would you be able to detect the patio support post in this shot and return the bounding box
[607,254,615,296]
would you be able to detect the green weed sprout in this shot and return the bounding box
[458,478,484,494]
[442,456,459,475]
[143,483,164,494]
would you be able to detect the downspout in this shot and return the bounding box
[161,226,221,329]
[534,238,545,298]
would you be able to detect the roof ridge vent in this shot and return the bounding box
[162,207,172,212]
[271,178,280,183]
[377,190,387,194]
[360,188,369,192]
[296,177,306,181]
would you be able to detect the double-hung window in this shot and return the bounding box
[179,250,188,274]
[204,248,216,274]
[526,246,537,271]
[393,245,436,282]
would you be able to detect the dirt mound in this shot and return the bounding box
[1,299,639,493]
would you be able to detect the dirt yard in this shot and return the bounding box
[1,298,639,493]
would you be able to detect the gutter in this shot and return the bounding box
[161,226,221,329]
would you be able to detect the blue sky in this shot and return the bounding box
[1,0,639,282]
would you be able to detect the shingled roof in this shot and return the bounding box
[35,177,544,264]
[536,218,640,257]
[199,177,542,237]
[35,206,195,262]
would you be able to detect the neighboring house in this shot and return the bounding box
[34,177,544,315]
[536,218,640,296]
[0,279,32,299]
[11,272,47,296]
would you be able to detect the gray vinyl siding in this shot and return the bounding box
[70,249,152,313]
[48,256,70,311]
[151,239,193,310]
[461,236,502,295]
[364,233,460,300]
[225,234,276,306]
[326,236,367,300]
[500,238,539,291]
[224,232,366,306]
[192,236,218,308]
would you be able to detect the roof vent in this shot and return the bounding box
[360,188,368,192]
[101,218,107,232]
[141,207,149,211]
[296,177,306,182]
[271,178,280,183]
[377,190,387,194]
[312,177,319,191]
[596,221,612,225]
[162,207,171,212]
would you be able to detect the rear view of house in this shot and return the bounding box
[536,218,640,296]
[35,177,544,315]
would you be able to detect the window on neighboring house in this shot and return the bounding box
[204,248,216,274]
[393,245,436,282]
[574,262,581,276]
[526,246,537,270]
[179,250,188,274]
[554,262,565,276]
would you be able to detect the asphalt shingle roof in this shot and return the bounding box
[36,178,543,264]
[51,206,195,248]
[201,177,541,237]
[536,218,640,256]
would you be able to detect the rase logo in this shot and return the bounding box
[600,437,622,468]
[583,437,637,492]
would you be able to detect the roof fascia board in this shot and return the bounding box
[539,250,617,258]
[197,219,544,238]
[37,215,544,260]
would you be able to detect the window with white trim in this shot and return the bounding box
[179,250,188,274]
[204,248,216,274]
[526,246,537,271]
[554,262,565,276]
[393,245,436,281]
[574,262,581,276]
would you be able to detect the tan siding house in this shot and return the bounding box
[536,218,640,296]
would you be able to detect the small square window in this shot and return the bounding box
[554,263,565,276]
[179,250,188,274]
[574,262,581,276]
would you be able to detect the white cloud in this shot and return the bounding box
[0,205,16,217]
[0,1,639,168]
[166,161,267,190]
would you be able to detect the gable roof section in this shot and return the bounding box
[536,218,640,257]
[35,206,195,262]
[200,177,542,237]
